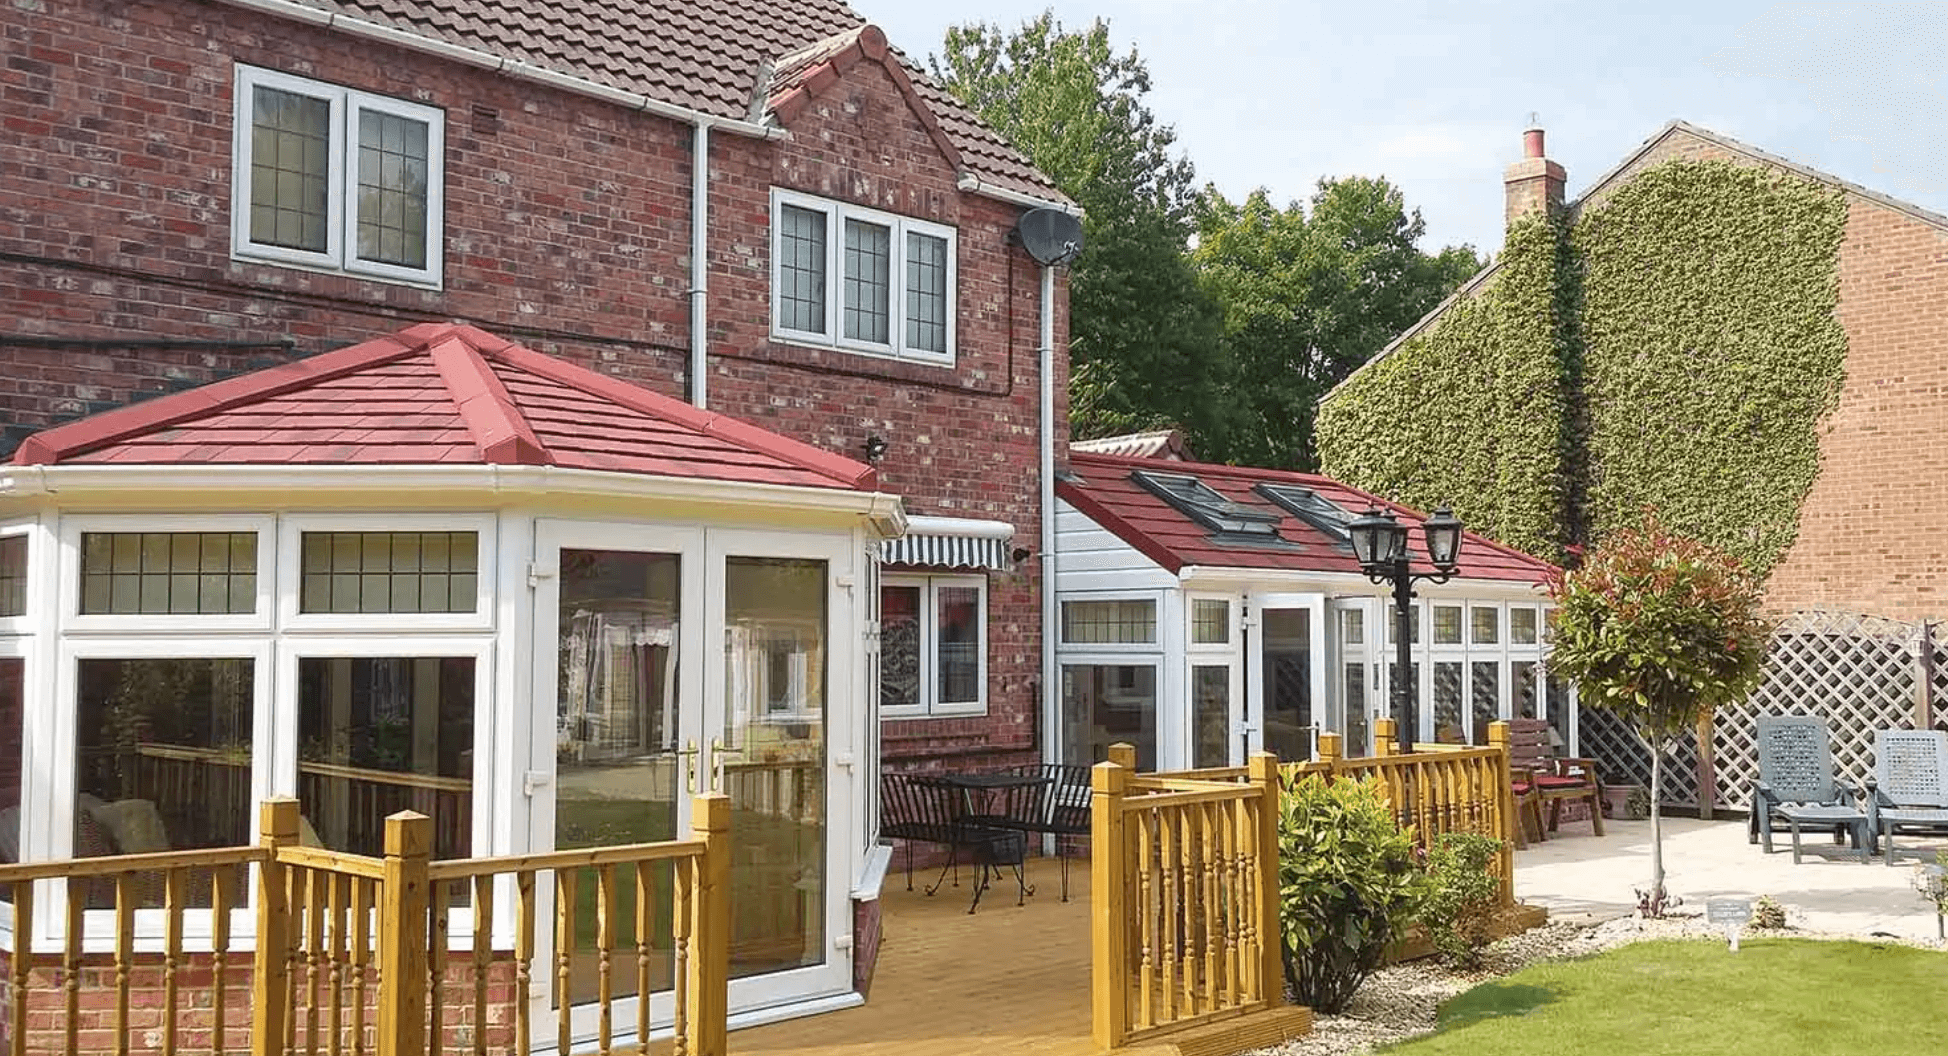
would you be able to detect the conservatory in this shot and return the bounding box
[0,322,902,1027]
[1053,450,1573,770]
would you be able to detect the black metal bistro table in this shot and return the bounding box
[921,771,1050,913]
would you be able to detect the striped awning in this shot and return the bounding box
[878,515,1015,571]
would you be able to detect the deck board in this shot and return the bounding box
[732,870,1103,1055]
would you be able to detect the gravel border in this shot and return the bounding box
[1255,912,1948,1056]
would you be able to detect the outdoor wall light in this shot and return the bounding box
[1349,504,1465,754]
[862,434,889,464]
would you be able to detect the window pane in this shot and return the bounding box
[0,534,25,617]
[80,532,256,615]
[1510,607,1539,645]
[1339,608,1363,646]
[250,85,331,251]
[74,658,254,906]
[1432,604,1462,645]
[778,205,827,334]
[298,657,473,862]
[1191,665,1229,768]
[1262,608,1313,763]
[1432,661,1464,743]
[0,658,20,898]
[1471,606,1499,645]
[878,585,922,711]
[1191,598,1229,645]
[299,532,478,614]
[904,231,948,353]
[935,585,981,706]
[1546,671,1574,749]
[1060,599,1156,644]
[1062,664,1156,770]
[1512,660,1538,719]
[843,218,891,344]
[355,108,431,268]
[1471,661,1500,744]
[1342,661,1369,757]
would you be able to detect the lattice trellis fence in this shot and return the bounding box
[1580,611,1939,811]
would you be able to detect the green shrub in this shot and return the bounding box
[1275,773,1425,1013]
[1424,832,1504,968]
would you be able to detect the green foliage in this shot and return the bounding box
[1192,180,1481,469]
[1317,210,1572,558]
[1576,163,1848,577]
[932,12,1227,448]
[1315,159,1849,572]
[1749,894,1787,930]
[1275,773,1426,1013]
[1422,832,1504,968]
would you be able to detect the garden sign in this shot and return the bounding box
[1706,898,1752,951]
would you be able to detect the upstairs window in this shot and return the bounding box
[771,190,955,364]
[232,64,444,287]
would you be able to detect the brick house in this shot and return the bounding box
[0,0,1074,1038]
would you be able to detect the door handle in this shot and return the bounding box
[707,737,746,793]
[678,740,700,794]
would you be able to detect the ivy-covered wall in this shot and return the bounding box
[1317,159,1849,576]
[1315,211,1573,559]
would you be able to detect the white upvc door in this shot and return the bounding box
[1245,592,1327,764]
[1326,597,1380,757]
[526,521,855,1046]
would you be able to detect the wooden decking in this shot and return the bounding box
[734,873,1102,1056]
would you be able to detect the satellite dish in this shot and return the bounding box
[1016,207,1084,266]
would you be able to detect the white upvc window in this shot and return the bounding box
[276,514,496,632]
[1059,595,1161,649]
[879,574,987,717]
[58,515,276,635]
[770,189,956,364]
[232,64,445,288]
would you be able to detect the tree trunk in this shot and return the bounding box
[1647,744,1666,917]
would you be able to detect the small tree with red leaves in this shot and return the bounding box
[1546,513,1769,916]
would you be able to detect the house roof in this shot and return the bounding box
[1071,429,1192,460]
[1324,119,1948,403]
[1059,452,1555,584]
[280,0,1067,204]
[11,323,880,491]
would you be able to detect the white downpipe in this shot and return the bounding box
[1039,262,1059,768]
[691,122,710,409]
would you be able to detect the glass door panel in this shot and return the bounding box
[720,556,827,982]
[1261,608,1314,762]
[554,547,683,1007]
[1190,664,1232,768]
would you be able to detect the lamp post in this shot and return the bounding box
[1348,505,1464,755]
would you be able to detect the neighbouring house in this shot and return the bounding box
[1054,450,1565,771]
[1316,121,1948,808]
[0,0,1074,1035]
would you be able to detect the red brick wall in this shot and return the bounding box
[0,0,1066,766]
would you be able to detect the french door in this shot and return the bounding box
[1246,592,1326,763]
[1328,598,1378,756]
[528,521,853,1044]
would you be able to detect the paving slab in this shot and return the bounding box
[1515,815,1948,942]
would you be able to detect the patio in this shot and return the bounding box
[1515,815,1948,941]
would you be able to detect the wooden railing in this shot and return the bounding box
[1288,718,1519,905]
[1090,745,1282,1050]
[0,797,732,1056]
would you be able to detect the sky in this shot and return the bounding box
[851,0,1948,256]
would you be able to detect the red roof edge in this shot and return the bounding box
[478,330,879,491]
[768,26,964,175]
[1054,476,1184,575]
[12,333,424,465]
[427,334,550,466]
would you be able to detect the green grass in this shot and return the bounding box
[1380,939,1948,1055]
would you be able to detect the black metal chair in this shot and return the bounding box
[996,763,1092,900]
[879,772,1026,911]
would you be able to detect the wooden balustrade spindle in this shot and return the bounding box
[596,864,617,1054]
[514,871,536,1056]
[555,871,575,1056]
[429,881,451,1056]
[351,877,372,1056]
[472,875,494,1056]
[1178,806,1194,1016]
[307,868,328,1056]
[633,864,653,1056]
[1137,807,1155,1029]
[63,885,81,1056]
[1159,806,1178,1025]
[1202,801,1219,1014]
[10,881,32,1056]
[115,873,134,1056]
[327,874,346,1056]
[671,859,692,1056]
[164,867,188,1056]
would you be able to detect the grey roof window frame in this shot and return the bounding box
[1253,483,1357,550]
[1129,470,1291,548]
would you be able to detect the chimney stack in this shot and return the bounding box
[1504,123,1565,225]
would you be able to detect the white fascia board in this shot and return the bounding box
[902,515,1014,540]
[1175,564,1548,601]
[1,464,906,532]
[955,174,1081,217]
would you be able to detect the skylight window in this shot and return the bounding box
[1130,470,1284,544]
[1254,484,1356,547]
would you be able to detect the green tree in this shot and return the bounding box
[1193,179,1480,468]
[932,11,1227,447]
[1545,513,1769,915]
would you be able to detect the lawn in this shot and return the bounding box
[1381,938,1948,1055]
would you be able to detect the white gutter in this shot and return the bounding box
[957,174,1081,217]
[1039,261,1060,769]
[691,123,711,408]
[214,0,786,141]
[903,515,1014,539]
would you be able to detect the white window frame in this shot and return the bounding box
[0,638,30,951]
[878,574,987,718]
[0,518,39,636]
[231,63,446,288]
[1060,653,1166,768]
[59,515,277,635]
[1058,593,1164,651]
[34,636,273,953]
[277,514,497,633]
[769,189,957,365]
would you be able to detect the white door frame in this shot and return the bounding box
[1245,592,1326,763]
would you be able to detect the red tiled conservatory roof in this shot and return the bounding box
[1058,452,1555,584]
[12,323,879,492]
